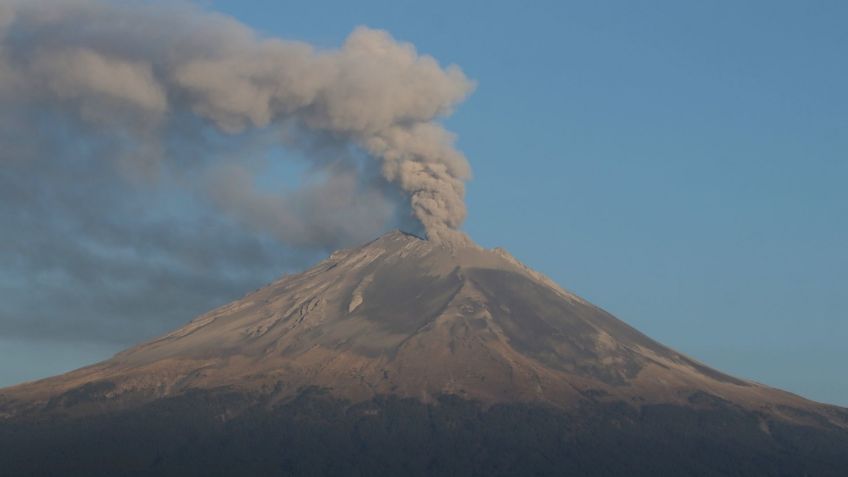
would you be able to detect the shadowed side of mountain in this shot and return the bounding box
[2,388,848,477]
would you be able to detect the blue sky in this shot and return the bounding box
[211,0,848,404]
[1,0,845,406]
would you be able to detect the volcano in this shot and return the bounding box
[2,231,847,476]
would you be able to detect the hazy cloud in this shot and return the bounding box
[0,0,474,344]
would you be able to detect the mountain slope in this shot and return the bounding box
[1,231,847,475]
[1,231,841,419]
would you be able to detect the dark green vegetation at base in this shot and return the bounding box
[2,389,848,477]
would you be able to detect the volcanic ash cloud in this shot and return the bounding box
[0,0,475,244]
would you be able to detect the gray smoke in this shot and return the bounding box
[0,0,474,348]
[0,0,475,243]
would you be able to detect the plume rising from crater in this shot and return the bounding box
[0,0,475,244]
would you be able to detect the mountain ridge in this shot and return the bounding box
[2,230,848,475]
[2,230,845,430]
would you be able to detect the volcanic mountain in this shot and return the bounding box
[2,231,847,476]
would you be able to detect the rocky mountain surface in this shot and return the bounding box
[2,231,847,476]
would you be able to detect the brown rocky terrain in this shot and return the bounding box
[1,231,846,476]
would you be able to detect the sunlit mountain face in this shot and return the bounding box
[2,231,847,476]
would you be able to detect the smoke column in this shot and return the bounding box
[0,0,475,244]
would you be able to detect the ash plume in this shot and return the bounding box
[0,0,474,345]
[0,0,474,242]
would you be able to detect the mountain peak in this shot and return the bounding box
[2,232,845,433]
[4,231,848,475]
[374,228,477,251]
